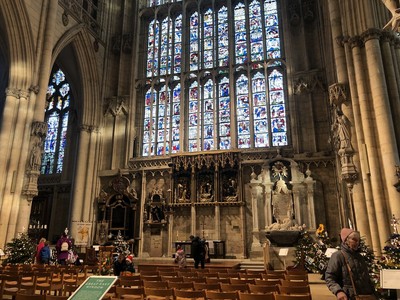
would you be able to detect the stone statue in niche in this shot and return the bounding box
[266,162,301,231]
[223,177,238,202]
[176,183,189,203]
[199,180,214,202]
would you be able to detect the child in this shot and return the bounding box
[175,245,187,268]
[40,241,51,264]
[124,255,135,275]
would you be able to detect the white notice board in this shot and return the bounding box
[380,269,400,289]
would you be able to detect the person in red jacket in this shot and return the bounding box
[35,238,46,264]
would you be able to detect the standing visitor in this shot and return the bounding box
[325,228,377,300]
[35,238,46,264]
[56,231,72,265]
[40,241,51,264]
[190,235,206,269]
[174,245,187,268]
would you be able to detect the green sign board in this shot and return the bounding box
[68,276,118,300]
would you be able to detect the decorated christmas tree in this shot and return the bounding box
[380,215,400,269]
[113,230,130,255]
[3,231,36,264]
[295,224,333,274]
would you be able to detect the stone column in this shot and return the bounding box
[190,166,196,234]
[138,170,147,257]
[215,204,220,240]
[70,125,94,238]
[363,29,400,226]
[351,35,388,250]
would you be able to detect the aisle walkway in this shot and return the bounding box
[308,273,336,299]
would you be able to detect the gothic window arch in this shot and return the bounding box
[40,67,72,174]
[141,0,288,156]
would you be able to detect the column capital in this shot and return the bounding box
[5,87,30,99]
[80,124,99,133]
[361,28,382,43]
[348,36,363,49]
[329,83,349,107]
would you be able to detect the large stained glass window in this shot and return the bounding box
[41,68,71,174]
[142,0,288,156]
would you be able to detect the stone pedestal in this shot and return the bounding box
[266,230,301,247]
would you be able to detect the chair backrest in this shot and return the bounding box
[119,278,143,287]
[245,270,266,275]
[45,295,69,300]
[141,275,162,281]
[218,273,239,279]
[206,278,229,284]
[229,278,255,285]
[173,288,206,300]
[116,286,145,298]
[261,274,285,280]
[144,287,174,299]
[159,271,179,277]
[183,277,206,283]
[15,293,45,300]
[280,280,309,287]
[278,285,311,295]
[178,272,198,278]
[274,294,312,300]
[285,269,308,275]
[162,276,184,282]
[247,284,279,294]
[167,281,194,290]
[220,283,248,293]
[238,291,274,300]
[144,280,169,289]
[193,283,221,291]
[140,270,160,276]
[239,274,262,280]
[253,279,279,286]
[205,290,238,300]
[201,273,219,278]
[284,274,308,282]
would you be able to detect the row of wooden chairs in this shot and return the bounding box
[103,287,312,300]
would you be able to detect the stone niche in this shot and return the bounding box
[246,157,316,258]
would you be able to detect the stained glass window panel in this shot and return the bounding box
[249,0,264,61]
[236,74,251,149]
[203,9,214,69]
[217,7,229,67]
[218,77,231,150]
[190,12,199,71]
[41,68,71,174]
[234,2,247,64]
[252,72,269,147]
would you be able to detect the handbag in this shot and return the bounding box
[341,251,377,300]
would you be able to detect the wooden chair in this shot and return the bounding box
[245,270,266,275]
[144,281,169,289]
[119,278,144,287]
[278,286,311,295]
[115,286,145,299]
[15,293,45,300]
[238,292,274,300]
[178,272,198,278]
[20,271,37,294]
[285,269,308,275]
[192,283,221,291]
[141,275,162,282]
[238,274,262,280]
[0,273,22,299]
[219,283,248,293]
[167,282,194,290]
[161,276,183,283]
[36,272,63,296]
[261,274,285,281]
[205,278,229,284]
[144,287,174,300]
[247,284,279,294]
[200,273,218,279]
[273,294,311,300]
[183,277,206,283]
[173,288,206,300]
[229,278,255,285]
[204,290,238,300]
[253,280,278,286]
[283,275,308,282]
[280,280,309,287]
[141,271,160,276]
[44,295,69,300]
[217,273,239,279]
[227,269,245,274]
[157,268,176,272]
[159,271,178,277]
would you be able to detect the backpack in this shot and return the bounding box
[40,247,49,260]
[61,241,69,252]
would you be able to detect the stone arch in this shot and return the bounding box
[51,25,101,128]
[0,0,35,89]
